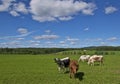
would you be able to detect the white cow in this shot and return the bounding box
[88,55,103,66]
[78,55,90,62]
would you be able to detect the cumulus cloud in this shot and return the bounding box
[9,2,28,16]
[0,0,97,22]
[0,0,28,16]
[9,10,20,16]
[105,6,117,14]
[59,16,73,21]
[30,0,96,22]
[34,34,59,40]
[0,0,15,12]
[13,2,28,14]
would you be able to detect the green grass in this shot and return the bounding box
[0,54,120,84]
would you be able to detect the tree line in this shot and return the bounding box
[0,46,120,54]
[0,48,67,54]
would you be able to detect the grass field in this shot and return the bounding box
[0,54,120,84]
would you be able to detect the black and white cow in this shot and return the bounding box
[54,57,70,72]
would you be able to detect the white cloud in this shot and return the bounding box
[66,37,79,42]
[100,42,107,46]
[81,3,96,15]
[17,28,34,37]
[105,6,117,14]
[34,34,59,40]
[9,10,20,16]
[34,30,59,40]
[32,15,56,22]
[0,41,21,48]
[29,40,40,44]
[70,41,76,45]
[59,16,73,21]
[0,28,33,40]
[16,38,24,40]
[107,37,118,41]
[18,28,28,34]
[45,41,53,44]
[9,41,20,45]
[12,2,28,14]
[0,0,15,12]
[29,40,41,46]
[30,0,96,22]
[0,0,28,16]
[0,0,97,22]
[9,2,28,16]
[45,30,51,34]
[60,41,66,44]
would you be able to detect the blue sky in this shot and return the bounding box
[0,0,120,48]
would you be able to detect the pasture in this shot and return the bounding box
[0,54,120,84]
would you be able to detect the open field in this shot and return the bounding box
[0,54,120,84]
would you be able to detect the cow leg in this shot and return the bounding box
[70,68,76,78]
[70,72,74,78]
[93,62,94,66]
[62,67,65,73]
[70,68,74,78]
[70,72,72,78]
[100,61,103,65]
[65,67,69,73]
[78,58,80,62]
[58,67,61,72]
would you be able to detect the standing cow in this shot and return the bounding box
[69,60,79,78]
[54,57,70,72]
[88,55,103,66]
[78,55,90,62]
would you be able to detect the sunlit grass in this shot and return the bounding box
[0,54,120,84]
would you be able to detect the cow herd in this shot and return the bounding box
[54,55,104,79]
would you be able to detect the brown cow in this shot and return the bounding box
[69,60,79,78]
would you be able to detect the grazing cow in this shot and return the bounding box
[78,55,90,62]
[88,55,103,66]
[69,60,79,78]
[54,57,70,72]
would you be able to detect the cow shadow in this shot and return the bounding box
[75,72,84,81]
[64,71,69,74]
[94,64,103,66]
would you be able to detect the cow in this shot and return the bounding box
[88,55,103,66]
[54,57,70,72]
[69,60,79,78]
[78,55,90,62]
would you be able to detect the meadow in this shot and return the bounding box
[0,53,120,84]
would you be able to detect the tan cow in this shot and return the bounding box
[88,55,103,66]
